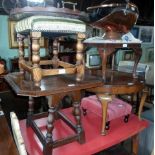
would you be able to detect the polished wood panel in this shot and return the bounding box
[5,73,102,97]
[0,116,19,155]
[86,69,145,94]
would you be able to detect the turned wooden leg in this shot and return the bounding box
[73,101,85,143]
[44,96,55,155]
[98,48,107,80]
[26,96,34,127]
[76,33,85,81]
[52,39,59,69]
[132,134,139,155]
[97,94,112,135]
[138,90,148,119]
[17,33,25,74]
[133,47,142,78]
[31,32,42,87]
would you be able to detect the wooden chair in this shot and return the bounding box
[10,112,27,155]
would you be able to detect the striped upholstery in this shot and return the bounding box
[15,16,86,34]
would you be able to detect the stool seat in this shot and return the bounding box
[81,95,132,121]
[15,15,86,35]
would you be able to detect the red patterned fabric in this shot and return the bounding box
[81,95,132,121]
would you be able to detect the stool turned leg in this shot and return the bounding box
[26,96,34,127]
[138,90,148,119]
[76,33,85,82]
[52,39,59,69]
[17,33,25,75]
[31,32,42,87]
[97,94,112,135]
[44,96,55,155]
[73,102,85,143]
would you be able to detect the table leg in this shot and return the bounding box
[132,134,139,155]
[73,101,85,143]
[138,90,148,119]
[97,94,112,135]
[133,47,142,78]
[26,96,34,127]
[43,96,55,155]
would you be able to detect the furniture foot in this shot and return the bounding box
[44,96,56,155]
[106,121,110,130]
[43,143,52,155]
[124,114,130,123]
[73,101,85,143]
[82,107,87,116]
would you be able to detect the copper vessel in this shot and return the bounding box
[87,0,139,39]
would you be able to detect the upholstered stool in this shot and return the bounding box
[81,95,132,130]
[15,16,86,86]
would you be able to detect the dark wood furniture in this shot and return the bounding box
[9,56,50,72]
[0,114,19,155]
[85,69,147,135]
[84,41,142,79]
[5,72,102,155]
[19,108,148,155]
[83,40,145,135]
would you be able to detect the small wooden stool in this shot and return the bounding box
[81,95,132,133]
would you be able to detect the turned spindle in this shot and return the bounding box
[17,33,25,74]
[31,32,42,86]
[52,39,59,68]
[76,33,85,81]
[26,96,34,127]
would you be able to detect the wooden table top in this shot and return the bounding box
[86,69,145,94]
[0,115,19,155]
[5,70,145,96]
[84,41,141,48]
[5,72,103,97]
